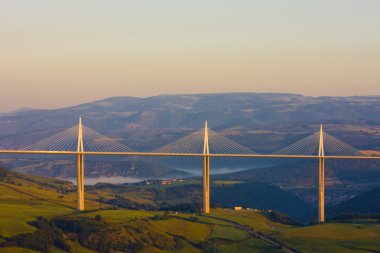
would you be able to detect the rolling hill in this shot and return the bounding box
[0,93,379,152]
[1,167,380,253]
[214,159,380,207]
[329,185,380,217]
[0,158,190,179]
[0,93,379,217]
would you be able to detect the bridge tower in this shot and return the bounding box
[77,116,85,211]
[318,124,325,223]
[203,121,210,213]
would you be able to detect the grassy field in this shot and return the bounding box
[57,240,98,253]
[0,198,71,237]
[173,213,231,226]
[0,170,102,237]
[209,225,249,241]
[78,210,284,253]
[208,209,291,234]
[142,242,201,253]
[0,181,76,237]
[212,180,244,185]
[1,168,380,252]
[281,222,380,253]
[207,209,380,253]
[73,209,156,222]
[0,247,41,253]
[215,238,284,253]
[2,197,380,252]
[87,185,156,205]
[150,217,212,242]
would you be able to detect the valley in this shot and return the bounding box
[1,93,380,252]
[1,167,380,253]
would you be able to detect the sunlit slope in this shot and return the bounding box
[1,166,380,253]
[0,167,102,237]
[208,209,380,253]
[52,209,283,253]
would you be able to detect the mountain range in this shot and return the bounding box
[0,92,379,208]
[0,93,379,152]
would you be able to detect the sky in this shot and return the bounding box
[0,0,379,112]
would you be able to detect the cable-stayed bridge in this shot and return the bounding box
[0,117,379,223]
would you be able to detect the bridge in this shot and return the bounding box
[0,117,379,223]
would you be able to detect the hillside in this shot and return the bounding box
[214,160,380,207]
[0,158,190,179]
[0,166,310,219]
[1,167,380,253]
[0,167,103,237]
[211,181,312,221]
[0,93,379,197]
[329,185,380,217]
[0,93,379,153]
[85,179,312,221]
[0,92,379,241]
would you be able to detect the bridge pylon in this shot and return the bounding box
[77,116,85,211]
[318,124,325,223]
[203,121,210,214]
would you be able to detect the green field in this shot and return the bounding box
[2,201,380,252]
[210,225,249,241]
[215,238,284,253]
[212,180,244,185]
[0,170,102,237]
[73,209,156,222]
[0,199,71,237]
[0,247,41,253]
[209,209,291,233]
[1,168,380,252]
[207,209,380,253]
[281,223,380,253]
[150,217,212,242]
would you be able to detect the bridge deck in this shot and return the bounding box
[0,150,379,159]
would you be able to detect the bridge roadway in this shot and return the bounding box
[0,149,379,159]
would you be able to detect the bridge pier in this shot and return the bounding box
[77,116,85,211]
[318,124,325,223]
[318,156,325,223]
[77,154,85,211]
[203,154,210,213]
[203,121,210,214]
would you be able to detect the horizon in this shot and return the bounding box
[2,91,380,114]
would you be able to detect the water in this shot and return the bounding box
[62,166,270,185]
[61,176,142,185]
[178,167,255,176]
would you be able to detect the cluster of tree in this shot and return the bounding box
[264,210,300,225]
[0,217,69,252]
[53,216,179,252]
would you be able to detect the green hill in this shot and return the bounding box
[211,181,312,221]
[0,167,102,237]
[215,160,380,208]
[2,167,380,253]
[87,179,312,221]
[0,158,190,179]
[329,185,380,218]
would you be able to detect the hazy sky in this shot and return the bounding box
[1,0,379,112]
